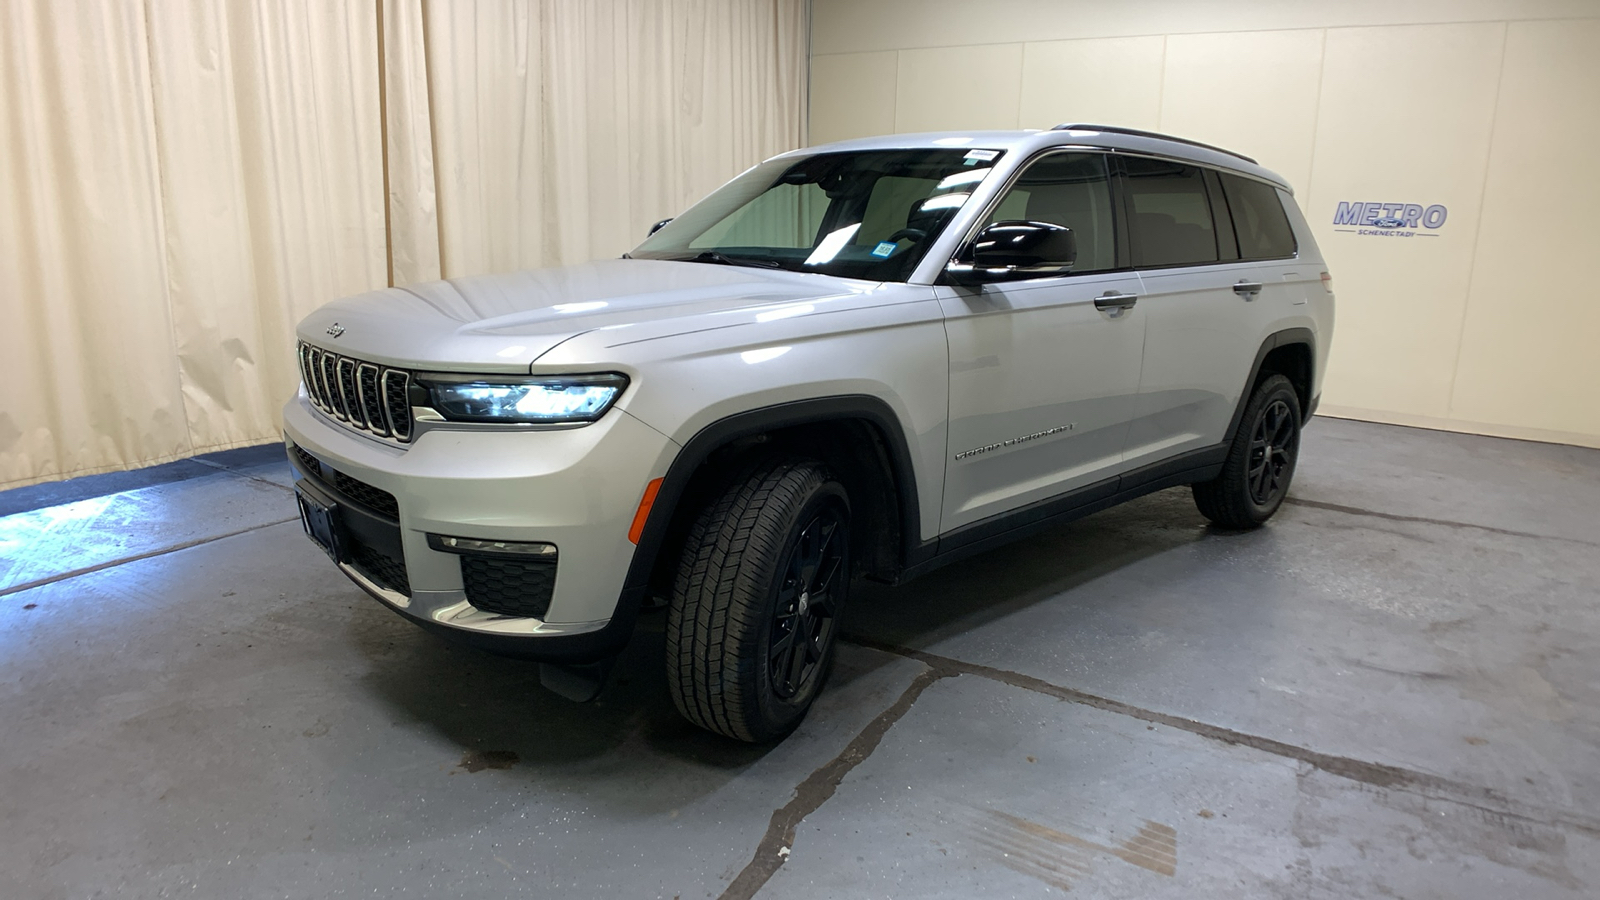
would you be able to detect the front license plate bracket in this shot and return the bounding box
[296,489,344,562]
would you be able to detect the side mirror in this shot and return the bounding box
[647,217,674,237]
[947,220,1076,284]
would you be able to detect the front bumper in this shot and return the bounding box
[282,391,677,660]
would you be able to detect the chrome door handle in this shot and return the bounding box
[1233,281,1264,297]
[1093,292,1138,310]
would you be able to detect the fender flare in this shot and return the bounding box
[1223,327,1317,446]
[620,395,924,600]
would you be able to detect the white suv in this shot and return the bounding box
[284,125,1334,742]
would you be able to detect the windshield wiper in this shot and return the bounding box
[676,251,782,269]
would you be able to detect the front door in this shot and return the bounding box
[937,151,1145,533]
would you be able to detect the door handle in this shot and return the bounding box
[1093,292,1138,310]
[1233,281,1264,298]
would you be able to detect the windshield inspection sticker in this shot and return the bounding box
[871,241,897,258]
[964,149,999,161]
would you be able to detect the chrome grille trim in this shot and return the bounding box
[305,347,326,413]
[382,368,413,440]
[336,358,361,426]
[314,348,334,415]
[297,345,317,410]
[356,363,389,437]
[298,341,415,444]
[319,350,344,420]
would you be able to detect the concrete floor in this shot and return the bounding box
[2,418,1597,899]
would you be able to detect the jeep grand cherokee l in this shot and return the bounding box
[285,124,1334,742]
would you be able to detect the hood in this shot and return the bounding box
[295,258,877,372]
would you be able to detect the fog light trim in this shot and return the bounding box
[427,534,558,559]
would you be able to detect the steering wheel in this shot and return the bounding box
[882,227,927,245]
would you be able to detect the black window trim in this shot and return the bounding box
[1203,167,1240,262]
[1109,149,1301,271]
[937,146,1136,284]
[939,144,1300,282]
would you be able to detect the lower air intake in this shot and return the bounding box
[461,556,557,619]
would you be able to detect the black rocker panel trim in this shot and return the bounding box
[620,395,927,599]
[898,443,1228,584]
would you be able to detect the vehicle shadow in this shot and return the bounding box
[842,486,1220,652]
[348,485,1228,796]
[347,600,767,769]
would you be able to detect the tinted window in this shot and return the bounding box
[1221,173,1297,259]
[1122,157,1217,267]
[984,152,1116,273]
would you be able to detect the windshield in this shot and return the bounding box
[631,148,1004,281]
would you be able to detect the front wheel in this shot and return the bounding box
[1193,374,1302,528]
[666,458,850,742]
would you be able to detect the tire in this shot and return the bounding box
[1193,374,1302,528]
[666,458,851,742]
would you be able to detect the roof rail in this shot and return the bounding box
[1051,123,1257,164]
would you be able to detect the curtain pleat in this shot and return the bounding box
[0,0,807,490]
[144,0,388,455]
[0,0,190,486]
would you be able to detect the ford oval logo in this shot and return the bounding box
[326,323,345,338]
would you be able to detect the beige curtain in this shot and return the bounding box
[0,0,807,490]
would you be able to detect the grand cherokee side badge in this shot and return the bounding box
[326,323,346,338]
[954,423,1075,461]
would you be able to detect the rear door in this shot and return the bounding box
[1119,156,1277,470]
[937,151,1145,532]
[1217,171,1326,368]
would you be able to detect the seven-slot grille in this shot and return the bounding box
[298,342,414,442]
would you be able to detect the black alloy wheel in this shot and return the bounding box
[667,458,852,742]
[1193,373,1302,528]
[1247,398,1297,506]
[768,509,846,700]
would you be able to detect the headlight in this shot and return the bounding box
[420,373,628,424]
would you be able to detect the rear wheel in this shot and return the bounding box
[1193,374,1301,528]
[666,458,850,742]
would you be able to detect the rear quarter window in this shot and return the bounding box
[1221,173,1297,260]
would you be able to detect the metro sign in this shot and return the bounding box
[1332,201,1448,238]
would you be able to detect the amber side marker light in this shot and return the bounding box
[628,477,664,544]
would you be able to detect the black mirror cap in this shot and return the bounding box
[947,221,1076,284]
[648,217,674,237]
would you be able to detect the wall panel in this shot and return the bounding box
[810,51,898,144]
[1306,23,1505,420]
[1019,36,1165,132]
[812,0,1594,56]
[894,43,1023,133]
[1448,19,1600,440]
[1157,29,1323,194]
